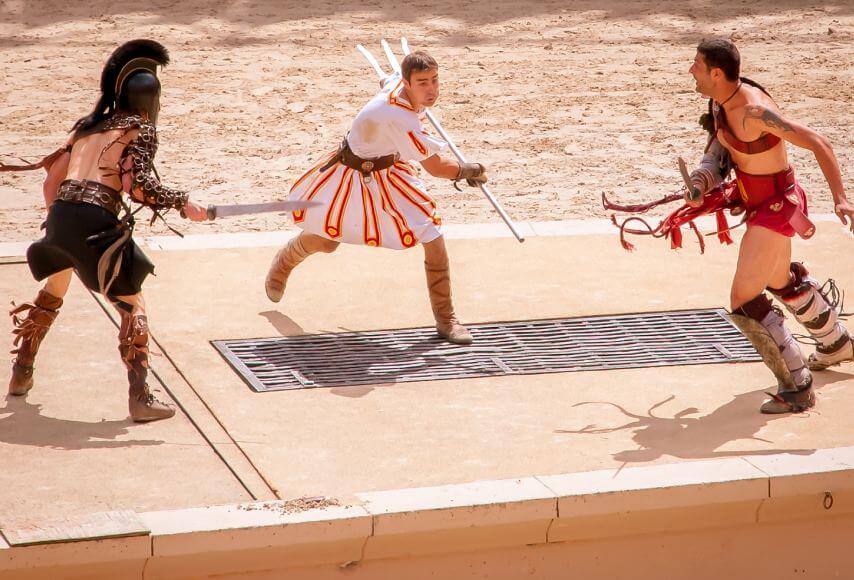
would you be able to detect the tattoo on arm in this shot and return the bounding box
[743,105,794,132]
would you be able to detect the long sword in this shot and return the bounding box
[203,199,322,220]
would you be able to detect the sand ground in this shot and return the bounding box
[1,0,851,242]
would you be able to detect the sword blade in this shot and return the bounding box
[209,200,322,220]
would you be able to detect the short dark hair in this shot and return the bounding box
[401,51,438,82]
[697,38,740,82]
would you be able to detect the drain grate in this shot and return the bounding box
[212,308,761,392]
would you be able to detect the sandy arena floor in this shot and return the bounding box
[1,1,851,241]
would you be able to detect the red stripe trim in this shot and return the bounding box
[292,165,337,223]
[360,174,381,247]
[377,173,415,247]
[393,161,416,176]
[388,170,437,211]
[407,131,428,156]
[387,173,435,219]
[323,168,353,238]
[334,171,355,235]
[388,81,415,112]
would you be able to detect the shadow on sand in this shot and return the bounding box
[0,397,164,450]
[556,368,853,464]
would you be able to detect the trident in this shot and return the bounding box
[356,38,525,243]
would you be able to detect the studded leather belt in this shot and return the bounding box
[56,179,122,216]
[320,138,398,175]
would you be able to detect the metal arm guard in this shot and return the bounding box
[126,120,189,210]
[690,138,730,195]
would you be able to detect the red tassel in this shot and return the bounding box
[670,226,683,249]
[715,209,734,245]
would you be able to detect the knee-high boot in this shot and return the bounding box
[118,312,175,422]
[731,293,814,414]
[424,240,473,345]
[265,234,339,303]
[8,290,63,396]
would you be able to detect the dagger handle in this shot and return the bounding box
[206,204,217,221]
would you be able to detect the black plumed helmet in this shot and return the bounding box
[101,39,169,100]
[73,39,170,132]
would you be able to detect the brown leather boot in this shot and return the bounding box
[8,290,63,396]
[424,240,473,345]
[118,312,175,422]
[265,234,339,303]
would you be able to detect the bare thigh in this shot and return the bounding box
[730,225,792,310]
[42,268,74,298]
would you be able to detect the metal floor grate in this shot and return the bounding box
[212,309,761,392]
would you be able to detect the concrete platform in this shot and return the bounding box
[1,221,853,578]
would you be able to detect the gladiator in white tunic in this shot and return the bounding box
[267,50,487,345]
[289,73,447,250]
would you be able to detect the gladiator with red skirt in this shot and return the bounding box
[605,38,854,414]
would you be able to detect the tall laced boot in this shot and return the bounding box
[424,240,473,345]
[731,293,813,414]
[8,290,63,396]
[118,312,175,422]
[265,234,339,303]
[770,262,854,371]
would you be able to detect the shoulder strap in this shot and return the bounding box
[714,102,781,154]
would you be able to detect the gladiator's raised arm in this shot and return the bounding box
[126,120,188,210]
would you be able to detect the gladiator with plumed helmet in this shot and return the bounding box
[2,39,208,422]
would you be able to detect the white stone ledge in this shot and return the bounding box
[139,501,371,557]
[4,447,854,578]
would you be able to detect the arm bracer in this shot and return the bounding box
[690,138,729,194]
[127,121,189,210]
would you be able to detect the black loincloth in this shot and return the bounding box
[27,200,154,297]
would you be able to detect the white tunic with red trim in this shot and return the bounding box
[289,73,447,250]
